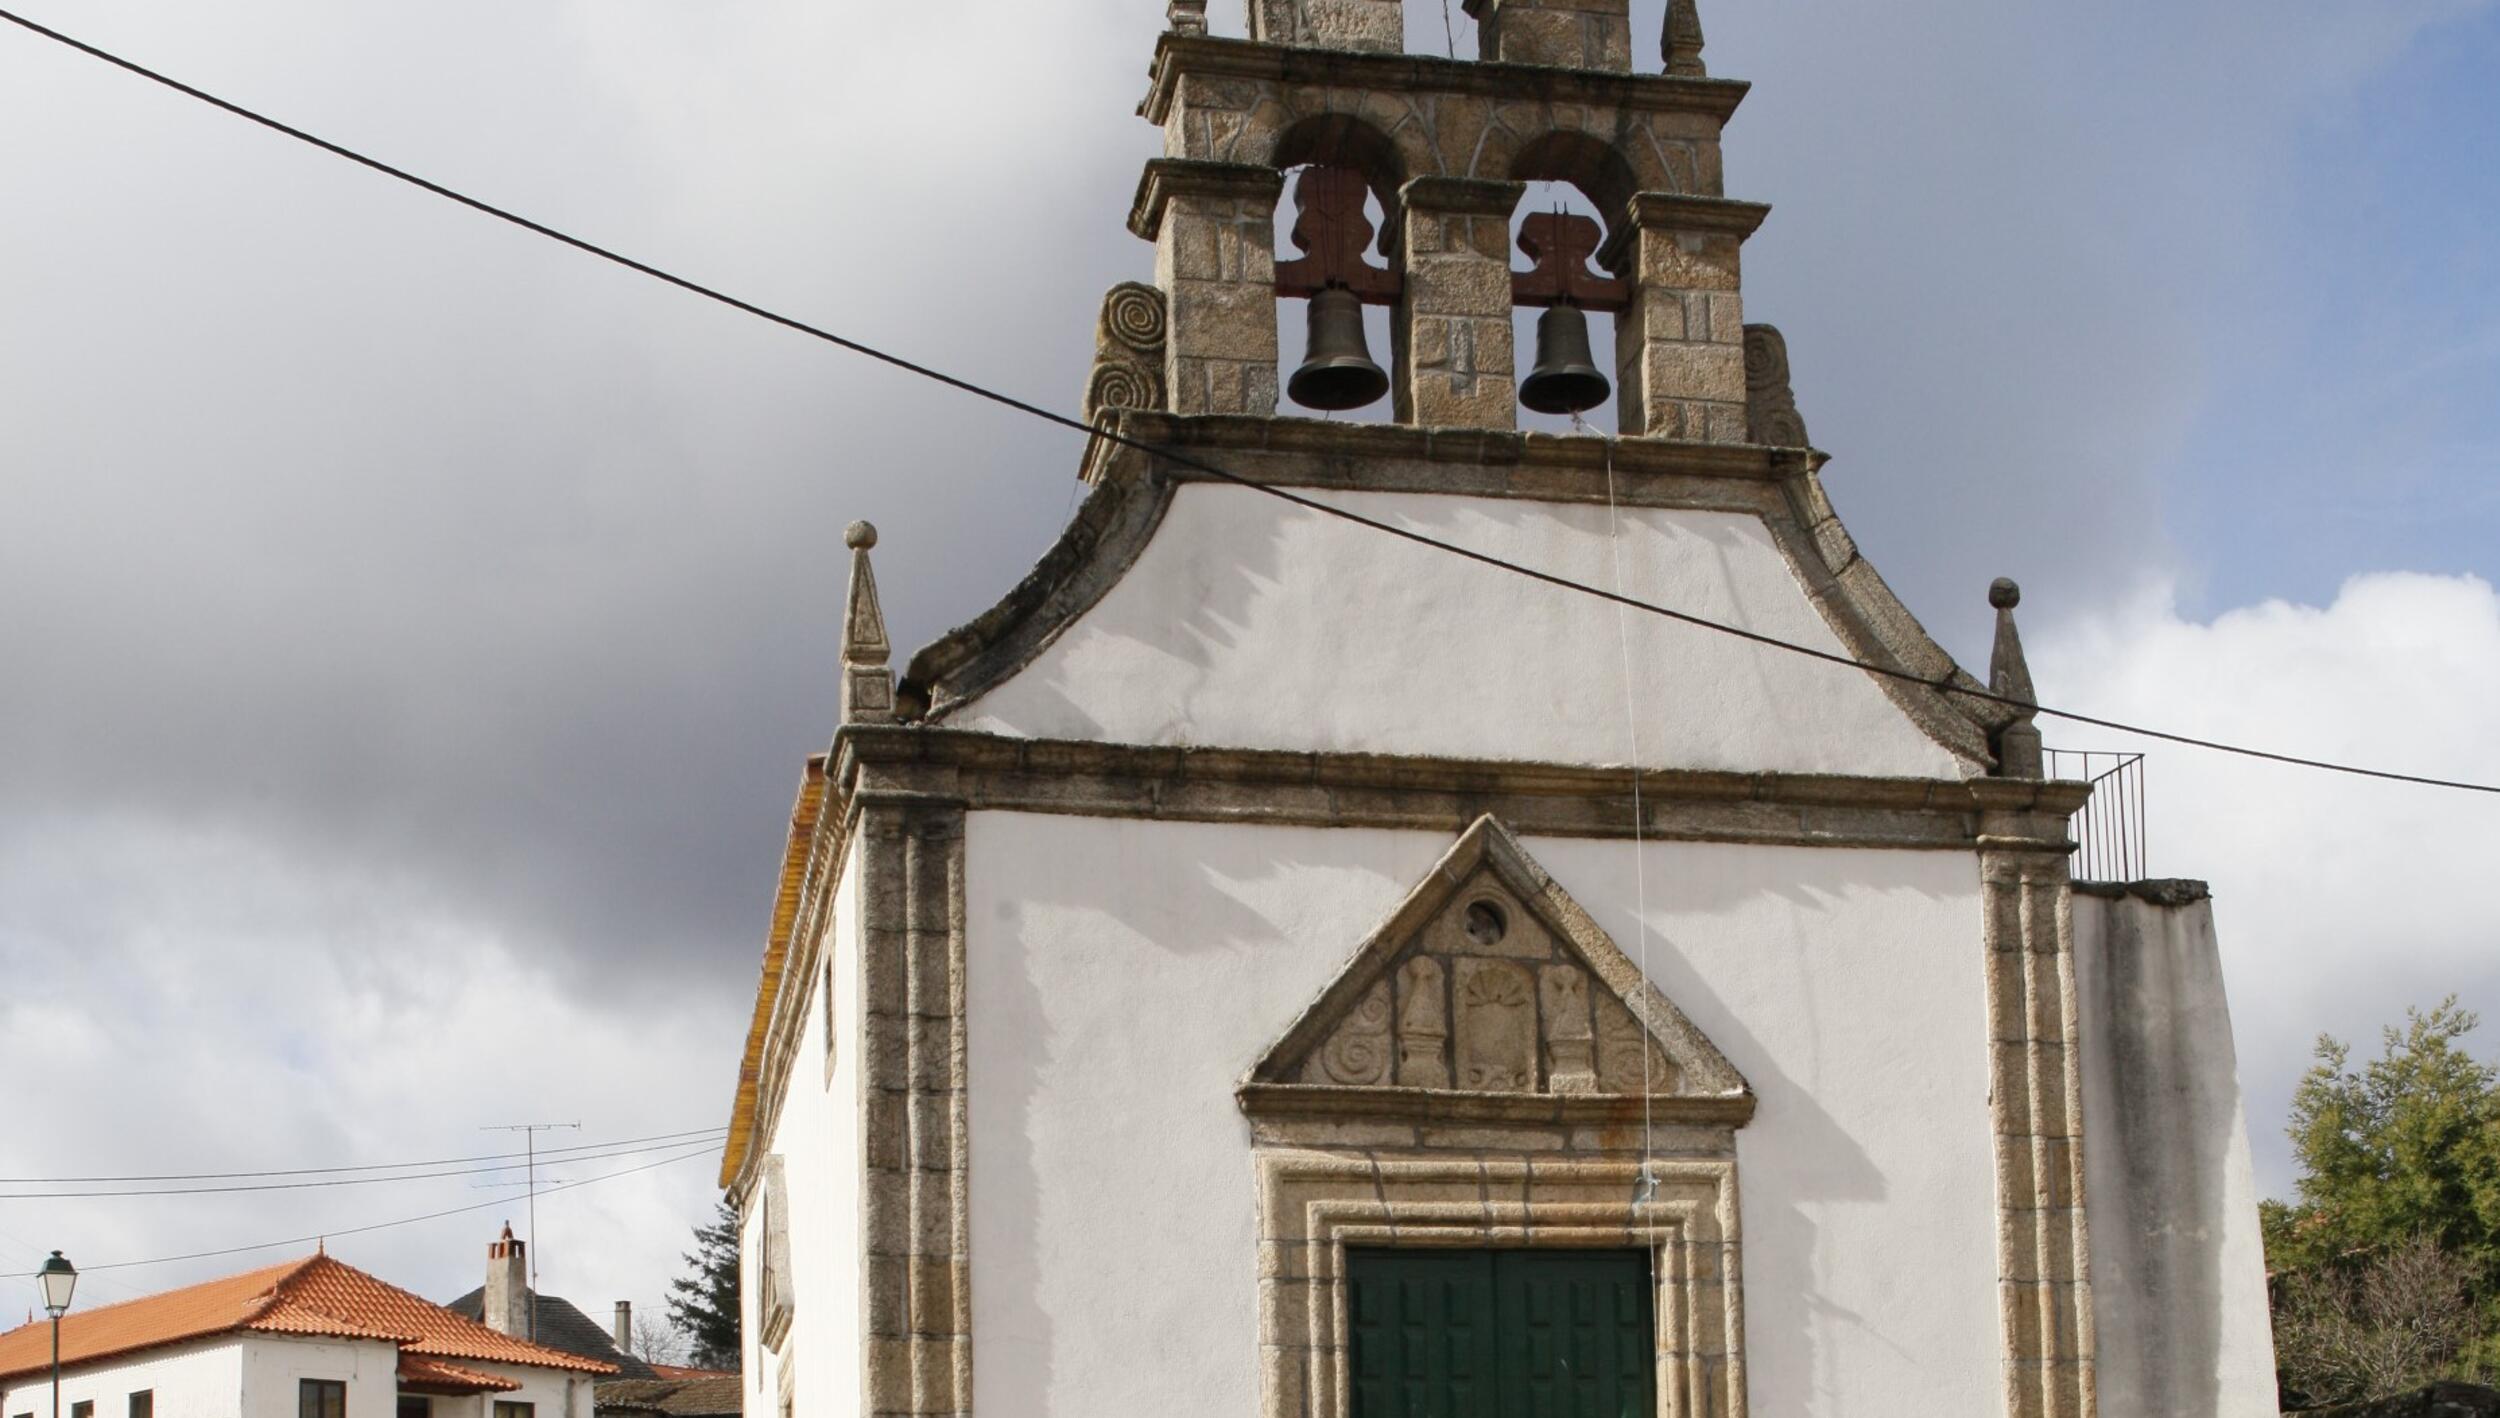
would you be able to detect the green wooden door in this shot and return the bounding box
[1346,1250,1654,1418]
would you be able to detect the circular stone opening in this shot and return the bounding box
[1462,900,1509,947]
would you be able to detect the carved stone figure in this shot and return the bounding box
[1453,959,1537,1091]
[1596,994,1680,1094]
[1540,964,1597,1093]
[1395,956,1451,1088]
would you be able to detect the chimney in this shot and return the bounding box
[484,1223,528,1337]
[613,1301,632,1355]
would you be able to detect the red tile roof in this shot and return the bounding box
[398,1355,522,1395]
[0,1255,615,1384]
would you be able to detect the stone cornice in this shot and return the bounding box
[829,724,2090,851]
[1141,33,1751,128]
[1236,1083,1757,1127]
[1597,193,1773,270]
[1398,174,1528,216]
[1079,410,1829,500]
[1127,158,1288,241]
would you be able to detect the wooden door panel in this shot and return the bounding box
[1348,1249,1653,1418]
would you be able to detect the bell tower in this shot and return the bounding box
[1104,0,1766,441]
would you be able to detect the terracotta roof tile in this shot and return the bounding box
[0,1255,615,1385]
[398,1355,522,1394]
[0,1257,313,1381]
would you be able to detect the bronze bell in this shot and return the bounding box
[1520,302,1611,416]
[1288,286,1389,412]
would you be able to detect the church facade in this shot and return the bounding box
[718,2,2277,1414]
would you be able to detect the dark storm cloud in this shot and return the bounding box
[1,0,2492,1308]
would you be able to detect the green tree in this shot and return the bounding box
[666,1197,742,1371]
[2263,999,2500,1406]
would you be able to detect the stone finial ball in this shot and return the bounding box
[1989,577,2022,610]
[845,520,878,551]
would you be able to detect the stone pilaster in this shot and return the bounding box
[1393,176,1525,431]
[1132,159,1287,418]
[1601,193,1767,442]
[1982,835,2097,1418]
[859,802,971,1418]
[1247,0,1404,53]
[1463,0,1632,71]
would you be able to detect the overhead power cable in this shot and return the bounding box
[4,1141,720,1279]
[1,7,2492,799]
[0,1126,726,1187]
[0,1133,728,1200]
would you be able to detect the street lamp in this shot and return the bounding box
[36,1252,76,1418]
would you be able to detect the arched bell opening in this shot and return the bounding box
[1509,180,1623,435]
[1273,165,1403,422]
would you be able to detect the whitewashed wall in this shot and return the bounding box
[952,485,1969,780]
[2071,891,2278,1416]
[455,1361,590,1418]
[743,852,862,1418]
[1,1335,243,1418]
[234,1336,396,1418]
[962,811,2002,1418]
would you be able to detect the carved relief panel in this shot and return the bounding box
[1246,815,1748,1113]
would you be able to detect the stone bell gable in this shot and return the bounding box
[1246,814,1747,1113]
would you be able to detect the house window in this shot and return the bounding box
[493,1402,535,1418]
[1346,1250,1653,1415]
[71,1403,94,1418]
[128,1393,153,1418]
[299,1379,346,1418]
[397,1399,428,1418]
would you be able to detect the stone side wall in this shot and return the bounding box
[1247,0,1405,52]
[2072,883,2280,1418]
[1138,162,1287,417]
[1465,0,1634,70]
[1393,177,1524,429]
[1157,69,1725,205]
[1605,194,1760,441]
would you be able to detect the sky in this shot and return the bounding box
[2,0,2497,1338]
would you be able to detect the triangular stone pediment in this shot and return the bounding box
[1244,817,1751,1123]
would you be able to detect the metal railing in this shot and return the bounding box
[2044,749,2147,882]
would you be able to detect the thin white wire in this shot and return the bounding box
[1585,419,1659,1223]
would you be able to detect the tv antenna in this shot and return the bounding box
[481,1121,580,1341]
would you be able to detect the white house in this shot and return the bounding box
[0,1254,611,1418]
[716,0,2280,1414]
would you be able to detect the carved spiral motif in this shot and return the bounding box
[1317,988,1394,1086]
[1319,1030,1390,1086]
[1085,359,1156,419]
[1102,283,1168,353]
[1743,324,1791,393]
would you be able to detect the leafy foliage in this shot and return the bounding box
[2264,1001,2500,1407]
[666,1196,743,1371]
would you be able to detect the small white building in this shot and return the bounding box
[716,1,2281,1414]
[0,1254,611,1418]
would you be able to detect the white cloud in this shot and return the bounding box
[2032,570,2500,1198]
[0,814,737,1324]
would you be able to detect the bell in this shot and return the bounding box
[1520,302,1612,416]
[1288,286,1389,412]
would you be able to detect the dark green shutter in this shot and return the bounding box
[1347,1250,1654,1418]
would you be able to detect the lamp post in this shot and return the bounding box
[36,1251,76,1418]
